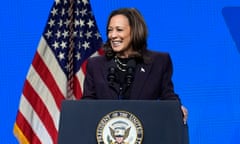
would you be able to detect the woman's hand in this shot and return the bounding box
[181,105,188,124]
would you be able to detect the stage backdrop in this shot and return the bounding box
[0,0,240,143]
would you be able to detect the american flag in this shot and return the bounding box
[13,0,103,143]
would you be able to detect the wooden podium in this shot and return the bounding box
[58,100,189,144]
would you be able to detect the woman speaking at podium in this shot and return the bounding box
[82,8,188,123]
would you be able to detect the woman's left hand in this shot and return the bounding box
[181,105,188,124]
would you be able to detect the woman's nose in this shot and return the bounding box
[109,30,117,39]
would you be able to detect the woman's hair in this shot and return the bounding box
[104,8,148,59]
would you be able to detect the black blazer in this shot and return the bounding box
[82,50,180,101]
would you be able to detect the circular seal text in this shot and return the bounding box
[96,110,144,144]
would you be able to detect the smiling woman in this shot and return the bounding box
[107,14,132,57]
[104,8,148,59]
[82,8,188,123]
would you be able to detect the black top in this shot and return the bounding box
[113,57,136,99]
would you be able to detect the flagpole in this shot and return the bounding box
[67,0,74,100]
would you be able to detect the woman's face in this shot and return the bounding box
[108,14,132,58]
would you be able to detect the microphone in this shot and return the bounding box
[125,59,136,86]
[107,60,116,85]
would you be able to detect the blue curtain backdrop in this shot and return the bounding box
[1,0,240,143]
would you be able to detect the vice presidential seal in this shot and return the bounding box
[96,110,144,144]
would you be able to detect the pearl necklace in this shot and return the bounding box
[114,56,127,72]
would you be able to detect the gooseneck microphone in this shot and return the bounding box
[107,60,117,86]
[125,59,136,86]
[107,58,136,100]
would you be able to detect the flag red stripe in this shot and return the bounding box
[74,75,82,99]
[81,61,87,75]
[23,80,58,144]
[97,48,104,55]
[32,52,65,109]
[15,111,41,144]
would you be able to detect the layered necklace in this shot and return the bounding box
[114,56,128,72]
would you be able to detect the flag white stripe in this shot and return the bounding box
[90,50,101,58]
[19,95,53,144]
[76,69,85,94]
[27,65,60,130]
[37,37,67,98]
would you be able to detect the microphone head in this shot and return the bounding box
[125,59,136,85]
[109,67,115,73]
[107,60,117,84]
[127,59,136,74]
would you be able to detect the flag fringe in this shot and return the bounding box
[13,123,30,144]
